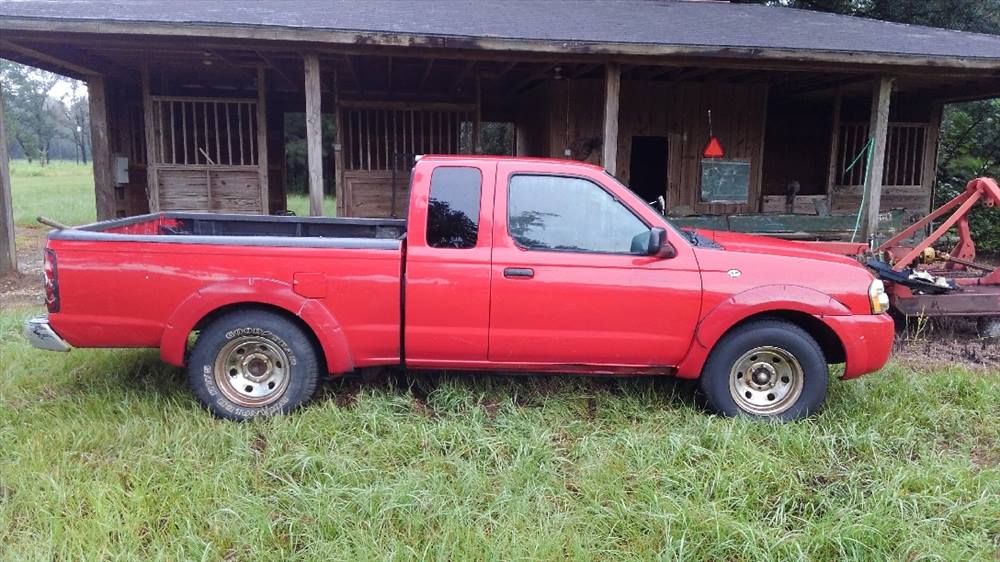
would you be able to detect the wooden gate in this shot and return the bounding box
[340,102,476,217]
[147,96,268,213]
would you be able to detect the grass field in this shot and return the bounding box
[10,160,96,228]
[284,194,337,218]
[1,306,998,560]
[8,160,337,227]
[2,160,998,560]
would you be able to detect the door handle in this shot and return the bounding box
[503,267,534,279]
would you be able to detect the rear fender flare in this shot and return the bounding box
[159,278,353,373]
[676,285,850,378]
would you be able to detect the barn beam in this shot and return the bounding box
[603,62,621,176]
[0,81,15,275]
[256,50,298,90]
[450,61,475,93]
[417,59,435,93]
[861,76,895,240]
[89,75,115,221]
[0,39,99,77]
[304,53,325,216]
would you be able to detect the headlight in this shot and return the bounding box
[869,279,890,314]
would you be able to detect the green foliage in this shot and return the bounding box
[284,113,336,196]
[937,100,1000,252]
[1,306,998,560]
[1,60,64,165]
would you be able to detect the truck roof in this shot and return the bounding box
[416,154,606,173]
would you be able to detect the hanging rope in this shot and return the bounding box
[845,137,876,243]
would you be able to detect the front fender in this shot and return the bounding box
[676,284,850,378]
[159,278,354,373]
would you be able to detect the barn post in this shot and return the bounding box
[602,62,621,177]
[0,81,15,275]
[333,68,346,217]
[861,76,894,240]
[919,101,943,215]
[256,65,270,215]
[140,67,160,212]
[304,53,324,216]
[89,75,115,221]
[473,75,482,154]
[825,88,842,195]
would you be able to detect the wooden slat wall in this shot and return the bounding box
[547,79,604,164]
[522,80,768,215]
[613,80,768,215]
[158,169,262,213]
[836,122,927,188]
[832,121,931,220]
[147,96,265,214]
[340,104,472,217]
[343,171,409,217]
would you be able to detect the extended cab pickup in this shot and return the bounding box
[26,156,894,420]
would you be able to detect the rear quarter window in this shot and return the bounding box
[426,167,482,249]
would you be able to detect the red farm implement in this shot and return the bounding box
[812,177,1000,334]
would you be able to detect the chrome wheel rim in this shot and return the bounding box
[729,346,804,416]
[214,336,290,407]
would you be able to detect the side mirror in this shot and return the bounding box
[646,227,676,258]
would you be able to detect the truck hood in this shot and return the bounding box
[692,229,863,268]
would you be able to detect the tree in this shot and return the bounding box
[60,80,90,164]
[0,60,61,165]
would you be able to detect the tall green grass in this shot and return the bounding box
[1,306,997,560]
[284,194,337,218]
[10,160,96,228]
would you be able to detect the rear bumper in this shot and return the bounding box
[824,313,895,379]
[24,316,72,352]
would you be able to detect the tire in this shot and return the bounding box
[699,319,829,421]
[187,309,323,420]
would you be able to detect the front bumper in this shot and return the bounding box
[824,313,895,379]
[24,316,72,352]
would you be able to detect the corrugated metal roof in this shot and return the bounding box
[2,0,999,61]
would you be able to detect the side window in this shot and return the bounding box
[508,175,648,254]
[426,167,482,249]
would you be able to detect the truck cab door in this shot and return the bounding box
[404,160,496,367]
[488,161,702,369]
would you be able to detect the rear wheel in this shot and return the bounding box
[187,309,322,420]
[700,320,829,421]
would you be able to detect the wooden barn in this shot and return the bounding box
[2,0,1000,241]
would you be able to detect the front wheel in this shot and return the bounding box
[187,309,323,420]
[699,320,829,421]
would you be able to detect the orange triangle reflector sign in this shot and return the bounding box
[703,136,724,158]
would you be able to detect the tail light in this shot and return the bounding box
[43,248,60,313]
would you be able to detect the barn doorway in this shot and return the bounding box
[628,136,668,203]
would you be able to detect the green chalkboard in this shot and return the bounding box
[701,159,750,203]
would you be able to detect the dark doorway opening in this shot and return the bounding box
[628,136,668,202]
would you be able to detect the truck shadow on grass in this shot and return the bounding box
[316,368,704,421]
[98,350,703,419]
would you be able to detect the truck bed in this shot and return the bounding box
[44,211,406,369]
[51,212,407,249]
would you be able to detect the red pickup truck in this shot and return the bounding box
[26,156,894,421]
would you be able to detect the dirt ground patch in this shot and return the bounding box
[893,316,1000,373]
[2,226,47,308]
